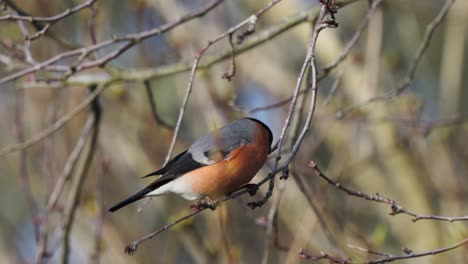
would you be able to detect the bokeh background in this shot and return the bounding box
[1,0,467,263]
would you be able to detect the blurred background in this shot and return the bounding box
[0,0,467,263]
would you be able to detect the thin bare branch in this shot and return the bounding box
[46,115,95,211]
[299,238,468,263]
[1,0,96,23]
[337,0,455,118]
[0,0,224,85]
[309,160,468,222]
[60,85,101,263]
[319,0,384,77]
[144,80,174,129]
[15,88,40,241]
[249,1,337,209]
[0,82,108,156]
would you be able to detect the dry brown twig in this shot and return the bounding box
[247,0,338,210]
[299,238,468,263]
[144,80,174,130]
[1,0,96,41]
[309,160,468,222]
[261,1,344,261]
[248,0,384,114]
[0,82,109,157]
[336,0,456,118]
[15,88,40,242]
[61,9,104,263]
[0,0,224,85]
[3,0,362,89]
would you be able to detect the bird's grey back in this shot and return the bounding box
[188,119,259,164]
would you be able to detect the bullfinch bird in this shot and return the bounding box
[108,118,273,212]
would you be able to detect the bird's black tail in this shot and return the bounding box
[108,178,171,212]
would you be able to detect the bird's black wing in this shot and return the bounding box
[141,150,205,179]
[109,151,205,212]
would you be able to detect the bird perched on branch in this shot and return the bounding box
[109,118,273,212]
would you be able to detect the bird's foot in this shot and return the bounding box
[190,198,218,212]
[243,183,259,196]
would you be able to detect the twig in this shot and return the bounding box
[90,159,107,264]
[15,88,40,241]
[337,112,468,137]
[0,82,109,156]
[125,207,207,255]
[13,0,362,88]
[89,15,105,264]
[291,168,344,256]
[0,0,224,85]
[16,19,36,64]
[347,244,393,258]
[322,67,343,106]
[2,0,79,49]
[144,80,174,129]
[309,161,468,222]
[34,115,95,264]
[319,0,383,77]
[2,0,96,42]
[221,33,236,81]
[263,52,325,262]
[299,248,352,263]
[261,175,287,264]
[336,0,455,118]
[126,166,291,254]
[266,54,315,246]
[60,85,101,264]
[45,89,96,210]
[249,1,337,209]
[248,0,383,114]
[299,238,468,263]
[261,8,341,258]
[1,0,95,22]
[416,112,468,136]
[61,12,103,263]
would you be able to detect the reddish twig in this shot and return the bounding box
[309,161,468,222]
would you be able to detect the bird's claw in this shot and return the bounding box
[124,242,138,255]
[244,184,259,196]
[190,199,218,212]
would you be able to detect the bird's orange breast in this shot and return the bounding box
[183,127,270,198]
